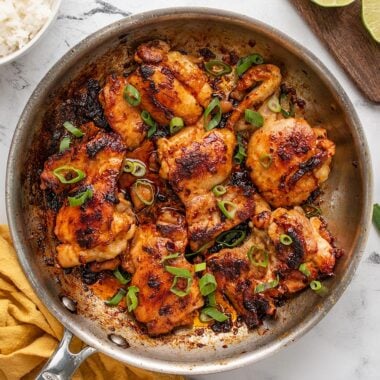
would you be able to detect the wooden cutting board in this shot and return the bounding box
[291,0,380,103]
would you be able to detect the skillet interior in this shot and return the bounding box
[6,9,372,375]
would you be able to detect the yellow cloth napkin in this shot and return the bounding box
[0,225,183,380]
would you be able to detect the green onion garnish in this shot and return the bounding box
[279,234,293,245]
[244,109,264,128]
[216,229,246,248]
[113,268,131,285]
[59,137,71,153]
[207,292,217,307]
[204,60,232,76]
[105,288,127,306]
[126,285,139,312]
[247,246,269,268]
[234,133,247,164]
[133,179,155,206]
[204,97,222,131]
[259,153,272,169]
[199,273,217,296]
[254,275,279,294]
[141,110,157,138]
[236,53,264,77]
[68,188,93,207]
[280,93,295,118]
[217,200,237,219]
[200,307,229,322]
[185,242,213,258]
[170,276,193,297]
[194,262,206,272]
[123,159,146,177]
[267,94,282,113]
[160,252,180,263]
[212,185,227,197]
[299,263,311,277]
[53,166,85,184]
[165,266,191,278]
[169,117,184,134]
[124,84,141,106]
[310,280,328,296]
[373,204,380,232]
[63,121,84,138]
[302,204,322,218]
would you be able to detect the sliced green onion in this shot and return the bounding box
[302,204,322,218]
[194,262,206,272]
[53,166,85,184]
[133,179,155,206]
[113,268,131,285]
[234,133,247,164]
[310,280,328,296]
[68,188,93,207]
[185,242,213,258]
[212,185,227,197]
[141,110,157,138]
[280,93,295,118]
[236,53,264,77]
[254,275,279,294]
[247,246,269,268]
[279,234,293,245]
[310,280,322,291]
[268,94,281,113]
[160,252,180,263]
[259,153,272,169]
[165,266,191,278]
[126,285,139,312]
[374,204,380,232]
[200,307,229,322]
[244,109,264,128]
[59,137,71,152]
[63,121,84,138]
[204,97,222,131]
[199,273,217,296]
[217,200,237,219]
[299,263,311,277]
[105,288,127,306]
[199,310,213,322]
[204,60,232,76]
[123,159,146,177]
[207,292,217,307]
[216,229,246,248]
[169,117,184,134]
[170,276,192,297]
[124,84,141,106]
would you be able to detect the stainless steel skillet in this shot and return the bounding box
[5,7,372,379]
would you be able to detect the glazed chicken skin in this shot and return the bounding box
[41,124,136,268]
[208,206,336,328]
[246,118,335,207]
[99,75,147,150]
[128,40,212,126]
[129,209,203,336]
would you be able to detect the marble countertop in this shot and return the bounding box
[0,1,379,379]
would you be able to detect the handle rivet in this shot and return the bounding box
[61,296,77,313]
[108,333,130,348]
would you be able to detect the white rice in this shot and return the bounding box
[0,0,52,58]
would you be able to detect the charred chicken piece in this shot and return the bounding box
[41,126,136,268]
[246,118,335,207]
[129,209,203,336]
[99,75,147,150]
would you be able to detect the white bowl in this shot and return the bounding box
[0,0,62,66]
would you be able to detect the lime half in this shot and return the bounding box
[311,0,355,7]
[362,0,380,43]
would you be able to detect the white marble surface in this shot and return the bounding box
[0,0,379,379]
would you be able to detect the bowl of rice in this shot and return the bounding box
[0,0,62,65]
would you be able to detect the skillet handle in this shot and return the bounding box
[36,328,97,380]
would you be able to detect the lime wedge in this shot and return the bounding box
[362,0,380,43]
[311,0,355,7]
